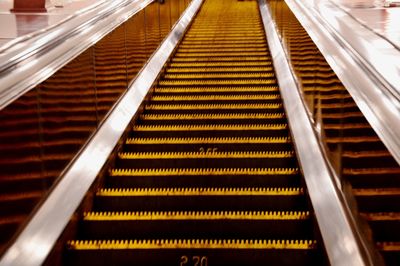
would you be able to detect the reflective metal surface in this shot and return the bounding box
[0,0,152,110]
[333,0,400,48]
[0,0,202,264]
[259,0,372,265]
[285,0,400,166]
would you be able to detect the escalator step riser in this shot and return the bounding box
[106,173,301,189]
[345,172,400,188]
[131,129,290,138]
[326,139,387,152]
[93,195,308,212]
[116,157,297,169]
[66,244,322,266]
[138,118,288,126]
[169,62,273,67]
[342,155,398,169]
[367,220,400,242]
[356,195,400,212]
[123,143,293,153]
[81,219,313,239]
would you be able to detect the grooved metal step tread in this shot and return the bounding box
[342,150,393,158]
[145,103,282,110]
[353,188,400,196]
[172,57,270,62]
[343,168,400,175]
[323,123,371,130]
[126,137,291,145]
[83,211,310,221]
[177,48,268,53]
[132,124,288,131]
[158,79,277,86]
[182,37,266,42]
[140,113,285,120]
[326,136,381,144]
[118,151,294,159]
[68,239,317,250]
[360,212,400,221]
[175,52,268,57]
[154,86,278,93]
[110,168,299,177]
[178,44,268,49]
[377,242,400,251]
[97,188,303,197]
[165,67,274,73]
[181,40,267,45]
[151,95,279,101]
[163,73,274,79]
[169,62,272,67]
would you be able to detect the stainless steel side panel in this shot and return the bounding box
[258,0,370,265]
[0,0,153,110]
[285,0,400,167]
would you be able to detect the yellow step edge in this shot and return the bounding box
[118,151,294,159]
[187,29,264,32]
[181,40,267,45]
[110,168,299,177]
[353,188,400,196]
[172,57,270,62]
[158,80,277,86]
[175,52,268,57]
[360,212,400,221]
[169,62,272,67]
[144,103,282,110]
[326,136,380,144]
[154,86,278,93]
[302,81,346,88]
[68,239,317,250]
[126,137,291,145]
[163,73,275,79]
[303,87,347,93]
[165,67,274,73]
[132,124,288,131]
[97,187,304,197]
[83,210,310,221]
[140,113,285,120]
[185,32,264,35]
[321,112,363,119]
[182,38,266,42]
[343,168,400,175]
[342,150,393,158]
[177,48,268,53]
[376,242,400,251]
[178,44,267,49]
[323,123,371,130]
[151,95,279,101]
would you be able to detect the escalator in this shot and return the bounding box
[269,1,400,264]
[65,0,327,265]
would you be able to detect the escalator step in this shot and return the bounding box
[64,0,326,264]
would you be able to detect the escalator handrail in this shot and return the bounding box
[0,0,204,265]
[259,0,375,265]
[284,0,400,167]
[0,0,153,111]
